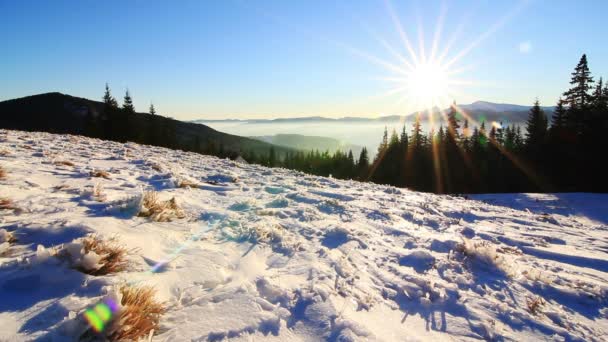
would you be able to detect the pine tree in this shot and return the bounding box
[122,89,135,114]
[592,77,606,109]
[551,98,567,130]
[357,147,369,179]
[525,99,548,147]
[103,83,118,108]
[563,54,594,109]
[149,103,157,115]
[399,125,408,150]
[446,102,461,140]
[410,114,423,148]
[377,127,388,156]
[347,150,355,170]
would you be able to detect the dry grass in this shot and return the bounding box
[526,296,545,315]
[138,191,185,222]
[0,166,6,179]
[109,285,165,341]
[456,239,514,277]
[90,170,111,179]
[55,160,75,167]
[77,235,130,275]
[0,198,19,211]
[176,178,199,188]
[150,163,163,172]
[0,149,10,157]
[92,183,107,202]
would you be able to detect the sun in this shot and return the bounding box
[406,62,450,110]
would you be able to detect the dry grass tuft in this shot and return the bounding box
[55,160,75,167]
[138,191,185,222]
[456,239,514,277]
[0,149,10,157]
[0,166,6,179]
[176,178,199,188]
[526,296,545,315]
[90,170,111,179]
[150,163,163,172]
[92,183,107,202]
[110,285,165,341]
[78,235,130,275]
[0,198,19,211]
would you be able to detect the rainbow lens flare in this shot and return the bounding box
[83,298,119,333]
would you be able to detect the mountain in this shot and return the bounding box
[192,101,556,125]
[0,92,292,157]
[251,134,363,156]
[459,100,554,113]
[1,129,606,341]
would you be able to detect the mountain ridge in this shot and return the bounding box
[192,101,556,124]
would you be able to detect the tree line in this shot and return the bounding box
[248,54,608,193]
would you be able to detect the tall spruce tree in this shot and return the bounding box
[149,103,157,115]
[122,89,135,114]
[563,54,594,109]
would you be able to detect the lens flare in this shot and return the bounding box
[83,299,119,333]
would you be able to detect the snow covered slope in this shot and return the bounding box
[1,129,607,341]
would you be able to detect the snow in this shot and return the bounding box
[1,129,608,341]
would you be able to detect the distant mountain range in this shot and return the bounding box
[193,101,556,125]
[251,134,364,156]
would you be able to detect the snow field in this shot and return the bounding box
[0,129,607,341]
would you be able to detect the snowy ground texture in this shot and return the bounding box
[1,129,608,341]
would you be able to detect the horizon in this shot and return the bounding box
[2,1,608,120]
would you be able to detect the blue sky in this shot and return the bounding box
[1,0,607,119]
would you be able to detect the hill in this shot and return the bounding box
[1,129,607,341]
[0,92,292,158]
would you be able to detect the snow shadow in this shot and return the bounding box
[321,229,350,249]
[0,264,104,312]
[17,224,90,248]
[399,250,436,273]
[136,173,175,191]
[473,193,608,225]
[521,246,608,273]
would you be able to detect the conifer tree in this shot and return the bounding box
[525,99,548,147]
[149,103,157,115]
[410,115,423,148]
[122,89,135,114]
[103,83,118,108]
[399,125,408,150]
[551,99,567,130]
[563,54,594,109]
[357,147,369,179]
[446,102,461,140]
[377,127,388,156]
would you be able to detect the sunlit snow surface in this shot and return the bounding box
[1,129,607,341]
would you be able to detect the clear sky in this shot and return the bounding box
[1,0,607,120]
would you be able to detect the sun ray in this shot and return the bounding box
[429,3,448,63]
[444,0,529,68]
[383,0,419,66]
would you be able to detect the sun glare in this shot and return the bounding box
[406,62,449,110]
